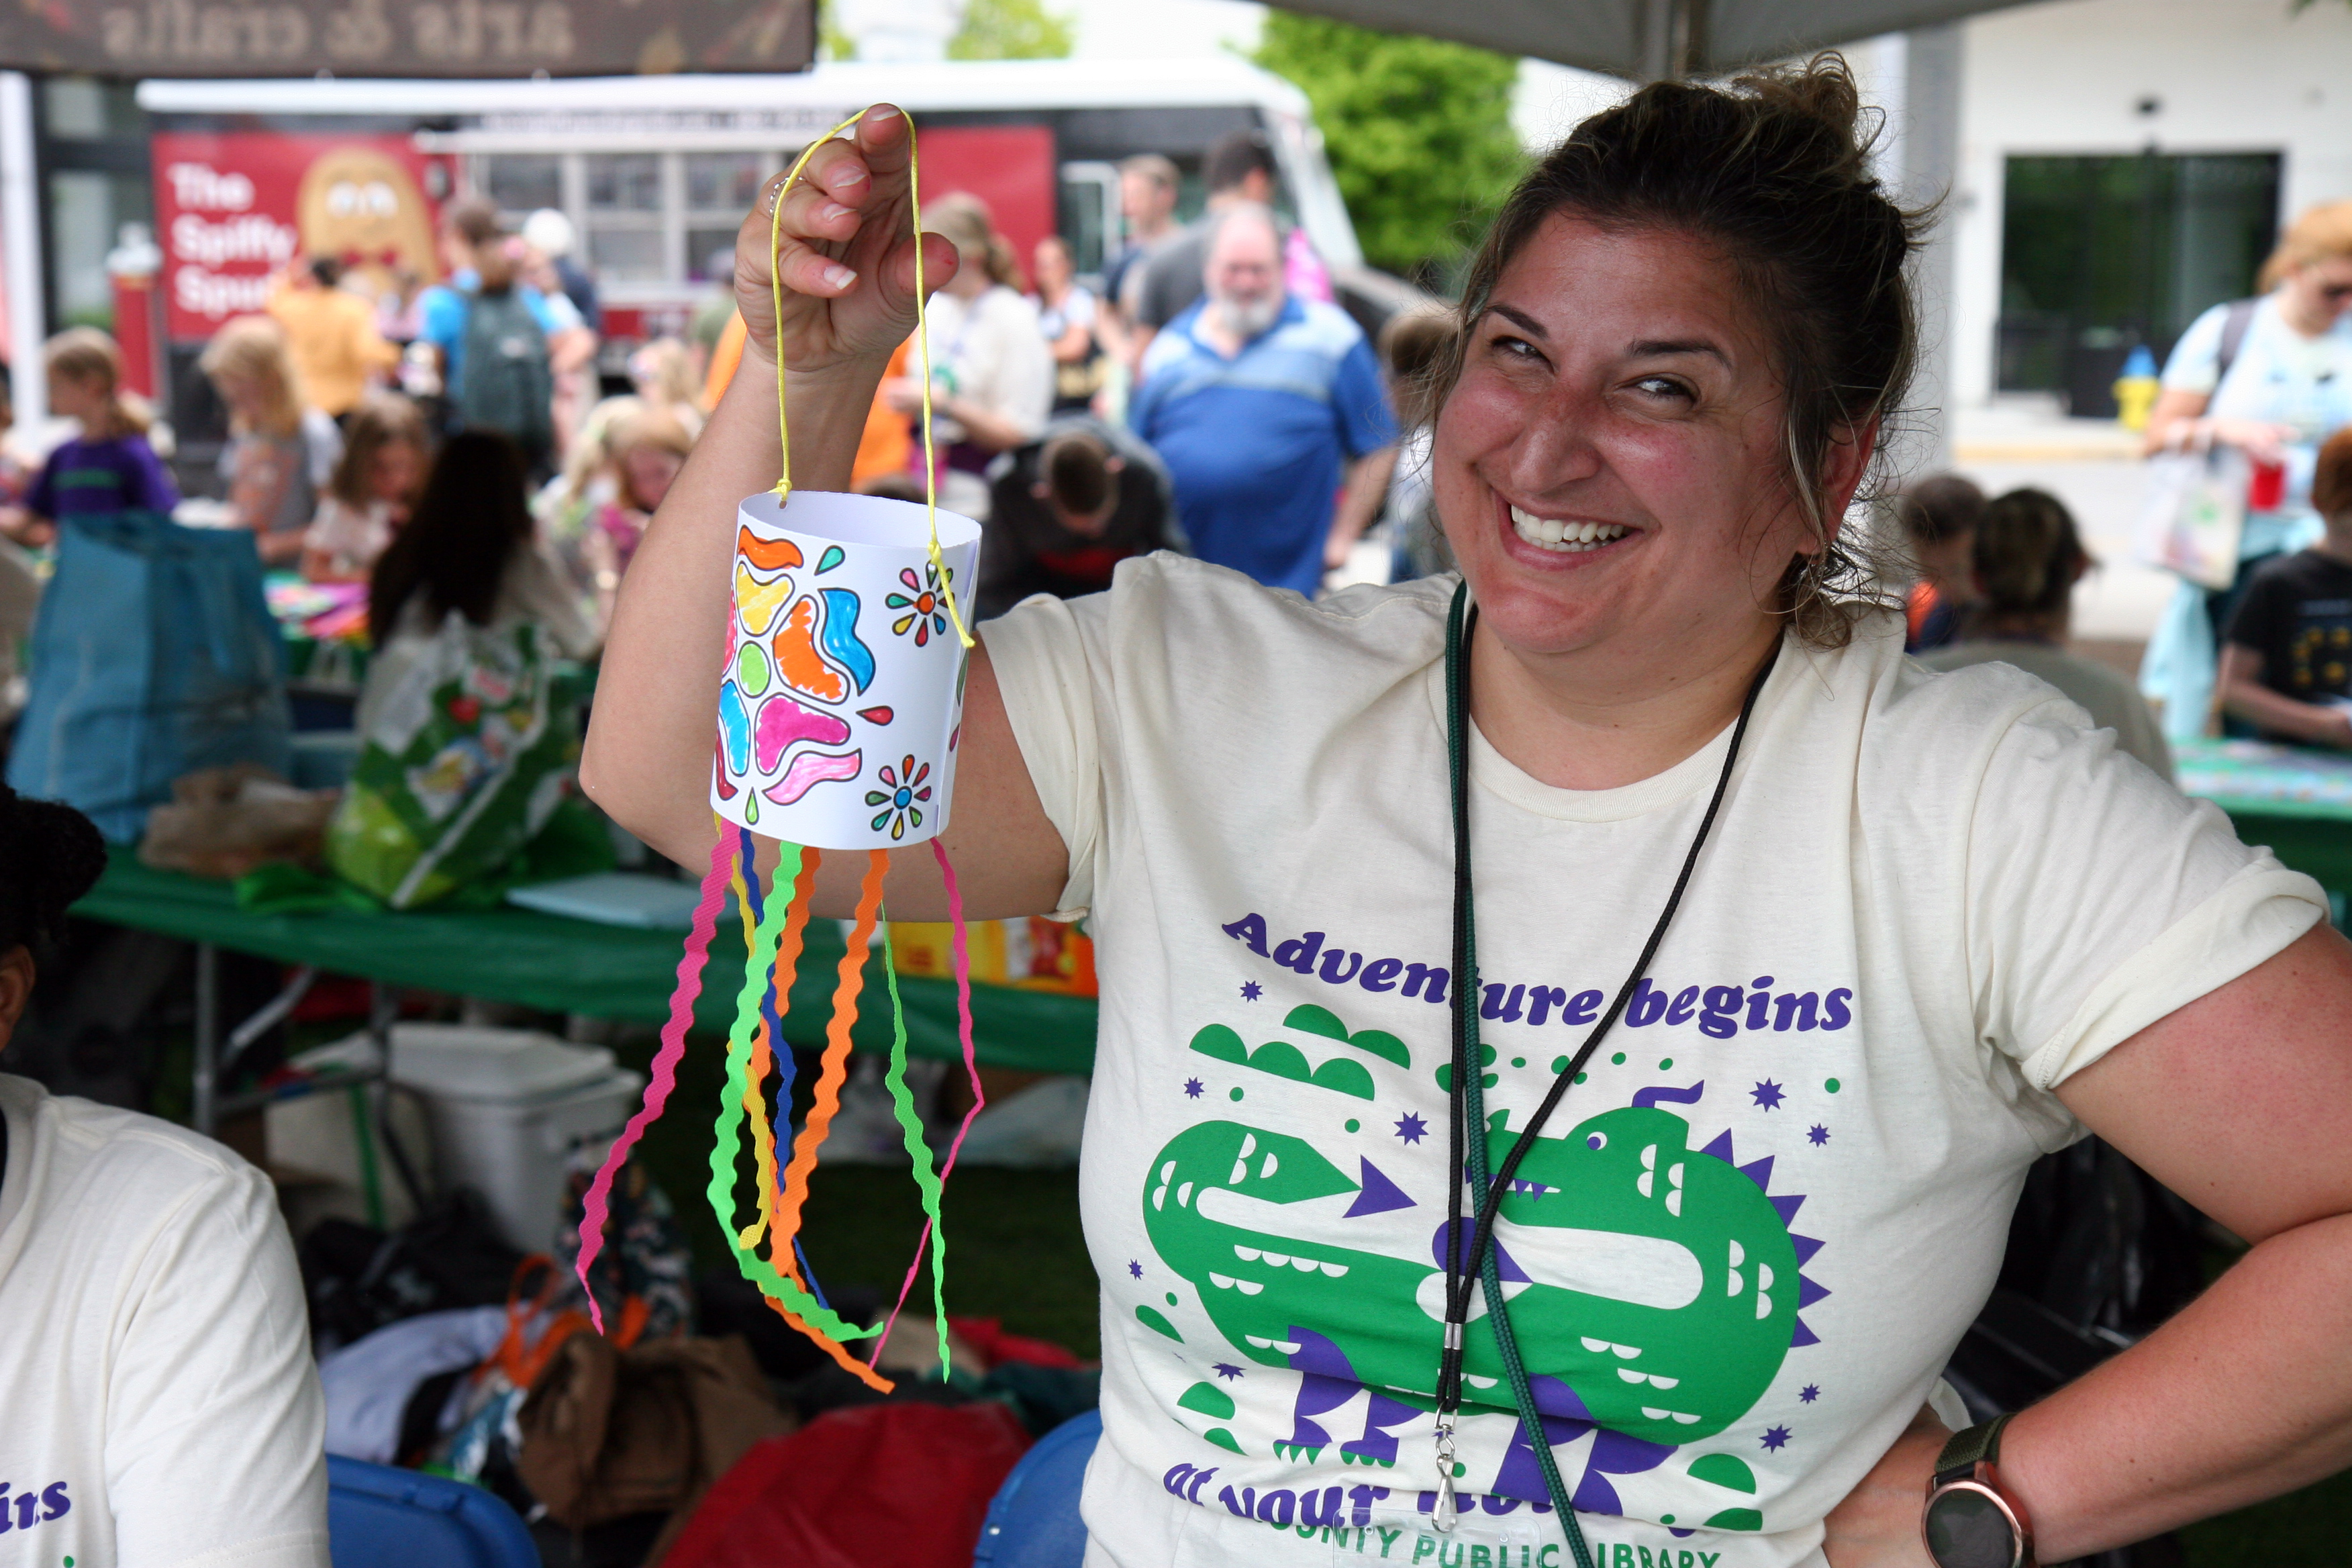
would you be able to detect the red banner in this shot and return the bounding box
[152,130,452,341]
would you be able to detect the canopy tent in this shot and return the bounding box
[1253,0,2035,79]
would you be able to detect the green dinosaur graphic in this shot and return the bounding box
[1141,1097,1817,1461]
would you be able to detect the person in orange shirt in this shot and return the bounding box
[266,258,400,418]
[702,309,913,488]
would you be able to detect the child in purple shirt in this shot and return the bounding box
[1,330,178,547]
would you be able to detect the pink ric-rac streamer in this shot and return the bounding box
[874,839,988,1357]
[574,830,736,1332]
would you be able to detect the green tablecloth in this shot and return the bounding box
[2174,738,2352,899]
[74,850,1097,1075]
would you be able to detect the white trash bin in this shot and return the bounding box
[320,1022,644,1253]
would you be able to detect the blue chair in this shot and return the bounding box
[327,1455,538,1568]
[972,1409,1101,1567]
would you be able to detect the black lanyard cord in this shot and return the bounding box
[1432,579,1779,1543]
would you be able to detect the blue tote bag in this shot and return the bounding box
[9,509,291,842]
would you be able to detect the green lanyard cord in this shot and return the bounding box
[1436,579,1779,1557]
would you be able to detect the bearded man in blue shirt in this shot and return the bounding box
[1131,205,1398,595]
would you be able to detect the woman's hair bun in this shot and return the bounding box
[1736,54,1868,154]
[0,783,107,953]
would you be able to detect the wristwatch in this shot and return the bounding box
[1921,1415,2037,1568]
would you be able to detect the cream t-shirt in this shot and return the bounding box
[979,558,2322,1568]
[0,1075,330,1568]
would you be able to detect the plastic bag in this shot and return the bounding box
[327,612,580,908]
[2135,446,2249,591]
[8,508,289,841]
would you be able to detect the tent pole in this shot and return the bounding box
[0,72,43,430]
[1640,0,1710,80]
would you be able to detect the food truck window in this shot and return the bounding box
[484,154,562,220]
[687,152,774,282]
[587,154,665,283]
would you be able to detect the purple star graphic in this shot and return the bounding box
[1761,1425,1792,1451]
[1183,1077,1204,1099]
[1127,1260,1143,1279]
[1212,1362,1244,1380]
[1240,980,1263,1001]
[1807,1124,1829,1146]
[1751,1079,1786,1111]
[1798,1385,1820,1404]
[1394,1112,1428,1145]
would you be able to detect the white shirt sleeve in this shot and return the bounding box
[978,589,1104,918]
[2159,301,2231,395]
[1961,693,2324,1089]
[109,1150,332,1568]
[983,290,1055,442]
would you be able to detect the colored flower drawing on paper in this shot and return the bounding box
[866,755,934,840]
[888,563,951,647]
[1140,1032,1824,1532]
[718,527,884,812]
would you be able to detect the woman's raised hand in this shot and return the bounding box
[732,105,961,380]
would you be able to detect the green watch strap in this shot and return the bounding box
[1934,1414,2014,1488]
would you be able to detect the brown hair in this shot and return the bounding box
[1971,487,2086,622]
[197,316,305,438]
[1040,430,1112,516]
[329,392,430,510]
[1431,54,1924,649]
[2313,426,2352,519]
[1892,473,1986,547]
[370,430,534,637]
[1119,153,1178,195]
[1379,305,1455,389]
[44,328,152,436]
[2259,200,2352,291]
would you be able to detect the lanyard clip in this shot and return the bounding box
[1431,1416,1459,1533]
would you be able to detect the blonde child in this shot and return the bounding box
[197,316,342,565]
[0,330,177,547]
[580,408,691,632]
[301,393,429,582]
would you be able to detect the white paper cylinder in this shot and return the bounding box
[709,490,981,850]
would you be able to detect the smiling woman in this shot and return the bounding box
[583,68,2352,1568]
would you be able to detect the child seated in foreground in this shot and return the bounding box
[2221,426,2352,746]
[0,785,330,1566]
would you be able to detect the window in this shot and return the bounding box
[586,153,665,283]
[464,148,793,297]
[482,154,562,222]
[685,152,769,282]
[1998,152,2280,415]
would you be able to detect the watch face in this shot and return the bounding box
[1924,1484,2018,1568]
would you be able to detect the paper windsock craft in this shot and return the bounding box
[712,491,981,850]
[575,106,988,1392]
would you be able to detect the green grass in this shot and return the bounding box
[611,1027,1101,1359]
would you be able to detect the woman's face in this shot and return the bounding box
[2288,254,2352,328]
[622,444,684,511]
[371,438,424,505]
[1035,238,1072,295]
[1434,213,1859,664]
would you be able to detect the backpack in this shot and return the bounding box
[456,287,554,460]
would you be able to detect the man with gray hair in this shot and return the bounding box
[1130,204,1397,595]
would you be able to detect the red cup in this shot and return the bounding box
[2249,459,2287,511]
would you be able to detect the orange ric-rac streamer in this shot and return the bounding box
[772,849,887,1248]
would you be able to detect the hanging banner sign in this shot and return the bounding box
[152,130,452,340]
[1,0,813,80]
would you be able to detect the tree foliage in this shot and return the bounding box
[947,0,1075,60]
[1253,12,1524,282]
